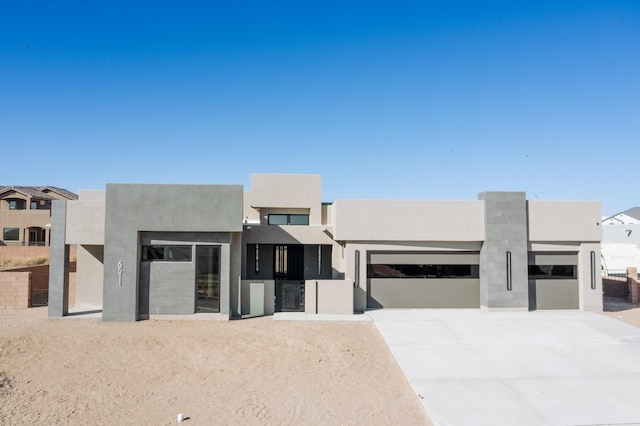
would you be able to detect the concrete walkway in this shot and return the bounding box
[367,309,640,426]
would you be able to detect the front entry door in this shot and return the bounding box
[274,245,305,312]
[196,246,220,313]
[28,229,45,246]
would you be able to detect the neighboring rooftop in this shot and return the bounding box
[602,207,640,225]
[0,186,78,200]
[623,207,640,221]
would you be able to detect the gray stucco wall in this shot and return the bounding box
[140,260,195,315]
[138,232,236,316]
[102,184,242,322]
[479,192,529,310]
[48,200,69,317]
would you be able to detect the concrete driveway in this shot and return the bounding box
[367,309,640,426]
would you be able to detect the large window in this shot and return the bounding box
[141,245,192,261]
[268,214,309,225]
[368,264,479,279]
[3,228,20,241]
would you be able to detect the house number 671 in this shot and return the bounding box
[117,261,123,286]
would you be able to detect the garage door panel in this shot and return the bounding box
[530,279,579,310]
[528,253,578,265]
[368,278,480,309]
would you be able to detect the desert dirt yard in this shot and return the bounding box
[0,308,431,425]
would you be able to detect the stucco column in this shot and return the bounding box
[578,243,603,312]
[629,267,639,304]
[478,192,529,311]
[48,200,69,317]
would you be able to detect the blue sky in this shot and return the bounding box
[1,1,639,215]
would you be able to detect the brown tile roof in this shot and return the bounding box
[38,186,79,200]
[0,186,78,200]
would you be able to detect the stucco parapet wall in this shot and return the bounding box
[242,225,334,245]
[527,200,601,242]
[249,174,321,209]
[332,200,485,241]
[106,184,243,232]
[66,191,106,245]
[78,190,106,202]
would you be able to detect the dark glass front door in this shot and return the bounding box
[274,245,305,312]
[196,246,220,313]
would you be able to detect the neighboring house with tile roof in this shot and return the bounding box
[0,186,78,246]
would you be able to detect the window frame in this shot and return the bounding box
[3,228,20,241]
[528,264,577,280]
[141,245,193,262]
[267,213,309,225]
[367,263,480,279]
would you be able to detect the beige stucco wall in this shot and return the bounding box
[305,279,353,314]
[579,243,603,312]
[75,244,104,306]
[243,192,260,223]
[0,210,52,243]
[242,224,335,245]
[527,201,602,242]
[65,191,106,245]
[240,280,275,316]
[322,203,332,227]
[249,174,322,225]
[333,200,485,241]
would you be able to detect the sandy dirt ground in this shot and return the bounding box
[3,299,640,426]
[0,308,430,426]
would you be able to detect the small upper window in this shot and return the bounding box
[31,201,38,210]
[268,214,288,225]
[289,214,309,225]
[268,214,309,225]
[8,199,25,210]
